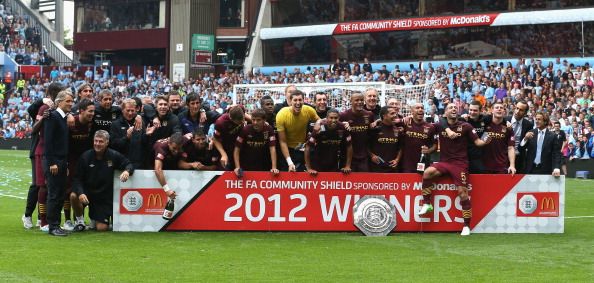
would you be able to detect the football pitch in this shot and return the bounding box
[0,149,593,282]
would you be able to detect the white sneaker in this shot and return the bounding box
[63,220,75,231]
[40,225,49,233]
[73,219,86,232]
[461,226,471,236]
[417,204,433,215]
[22,215,33,229]
[36,220,41,227]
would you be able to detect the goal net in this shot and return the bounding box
[232,81,439,117]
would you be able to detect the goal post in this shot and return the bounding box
[232,81,439,116]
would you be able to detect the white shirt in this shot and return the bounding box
[56,108,67,119]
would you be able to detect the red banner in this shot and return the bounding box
[333,13,499,34]
[164,172,522,232]
[516,192,560,217]
[120,188,168,215]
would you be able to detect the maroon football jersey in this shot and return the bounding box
[399,121,437,173]
[435,121,479,168]
[235,124,276,171]
[339,109,373,160]
[482,121,515,172]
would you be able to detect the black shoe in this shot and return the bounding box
[73,224,86,232]
[49,228,68,237]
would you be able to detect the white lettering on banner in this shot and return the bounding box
[389,195,411,222]
[225,192,469,224]
[412,182,473,191]
[224,193,243,221]
[434,195,452,222]
[320,195,354,222]
[258,180,318,190]
[225,180,243,188]
[223,193,308,222]
[450,15,491,25]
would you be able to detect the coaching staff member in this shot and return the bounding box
[520,112,562,176]
[43,90,73,236]
[74,130,134,232]
[508,100,533,173]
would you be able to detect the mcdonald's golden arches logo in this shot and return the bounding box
[147,193,163,208]
[540,197,555,211]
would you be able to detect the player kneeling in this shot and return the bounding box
[73,130,134,232]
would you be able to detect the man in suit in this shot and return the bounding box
[520,112,561,176]
[43,90,74,236]
[507,100,533,173]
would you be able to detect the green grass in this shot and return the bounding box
[1,149,593,282]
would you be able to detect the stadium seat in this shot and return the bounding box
[575,171,590,179]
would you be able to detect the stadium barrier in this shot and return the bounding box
[114,171,564,233]
[0,139,31,150]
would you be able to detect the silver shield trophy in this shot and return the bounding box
[353,195,397,236]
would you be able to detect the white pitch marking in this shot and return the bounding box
[0,193,26,199]
[565,216,594,219]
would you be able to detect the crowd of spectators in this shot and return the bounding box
[1,57,594,160]
[0,1,49,65]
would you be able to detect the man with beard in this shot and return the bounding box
[481,102,516,174]
[398,103,437,173]
[443,101,487,173]
[364,88,381,119]
[65,99,94,231]
[340,92,374,172]
[304,109,352,174]
[368,106,401,173]
[110,98,147,169]
[213,106,246,170]
[43,90,74,236]
[233,109,279,175]
[276,90,321,172]
[74,130,133,232]
[418,103,490,236]
[178,130,218,171]
[71,83,94,113]
[179,94,219,135]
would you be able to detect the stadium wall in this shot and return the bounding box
[257,56,594,75]
[0,139,31,151]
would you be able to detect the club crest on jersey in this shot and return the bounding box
[501,127,506,133]
[162,121,168,127]
[263,131,269,140]
[423,127,429,133]
[457,126,462,132]
[364,116,369,124]
[112,113,116,119]
[107,160,113,167]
